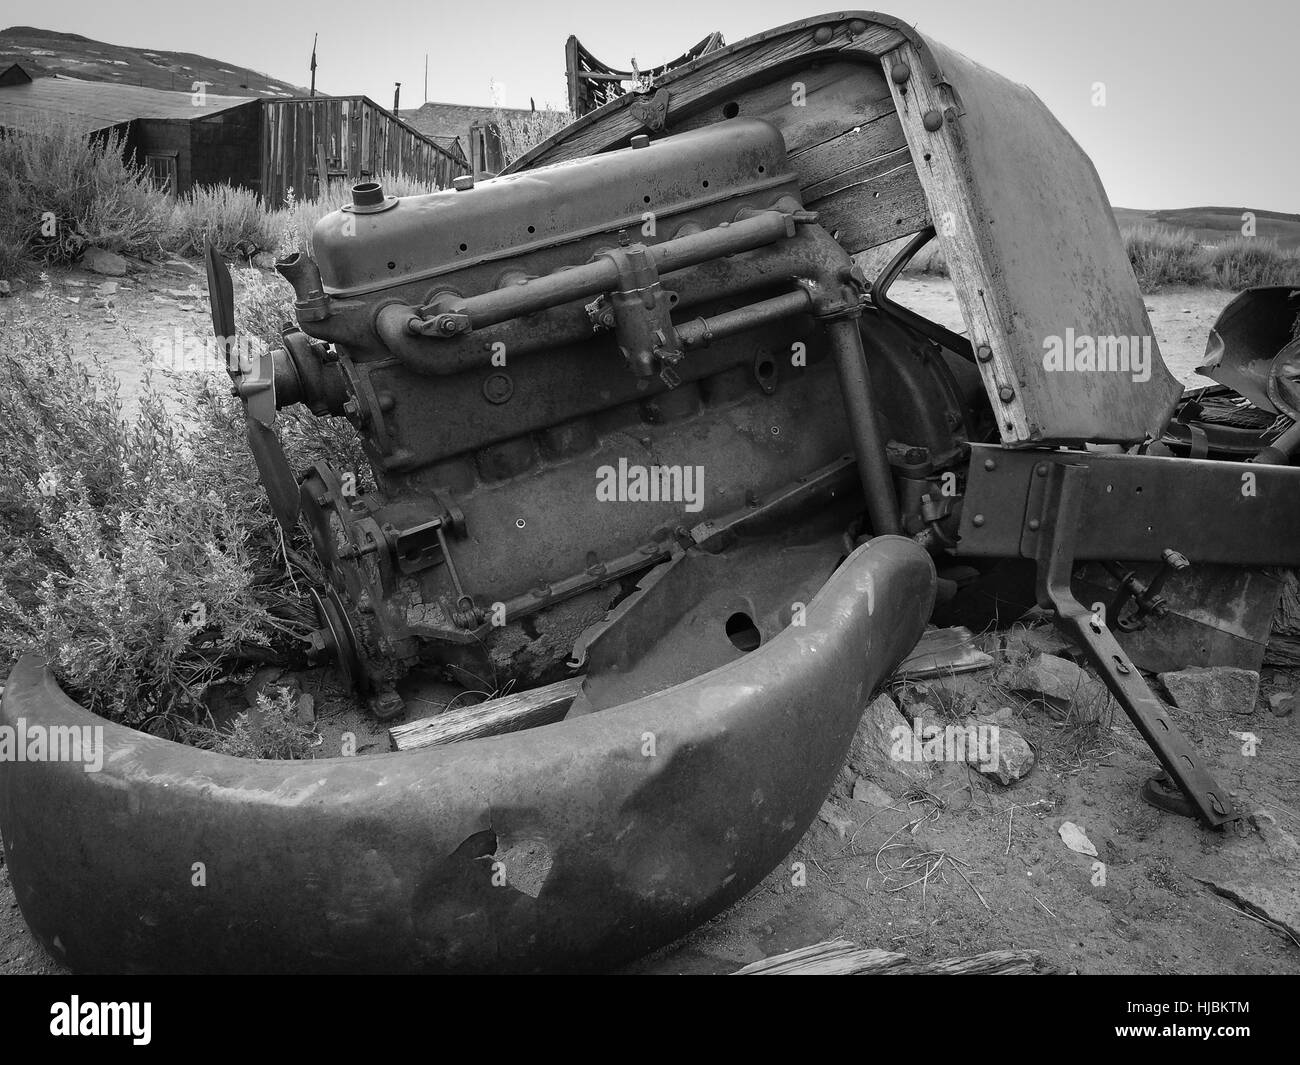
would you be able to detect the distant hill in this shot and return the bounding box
[0,25,307,98]
[1113,206,1300,250]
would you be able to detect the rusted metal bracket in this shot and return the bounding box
[1030,462,1237,827]
[629,88,671,131]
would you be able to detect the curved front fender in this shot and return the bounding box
[0,536,934,973]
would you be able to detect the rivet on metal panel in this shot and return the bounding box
[972,514,985,527]
[983,458,996,471]
[1035,463,1050,477]
[1028,518,1041,531]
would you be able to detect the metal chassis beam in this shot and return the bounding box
[957,443,1300,566]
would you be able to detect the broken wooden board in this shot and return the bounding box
[388,676,584,751]
[892,625,993,679]
[732,938,1056,974]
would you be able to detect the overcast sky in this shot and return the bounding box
[6,0,1296,211]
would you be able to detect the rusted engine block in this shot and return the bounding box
[267,117,978,711]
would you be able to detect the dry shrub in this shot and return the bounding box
[1205,235,1300,290]
[0,115,170,264]
[0,299,317,730]
[493,105,575,168]
[166,183,283,257]
[1122,222,1207,289]
[183,685,320,760]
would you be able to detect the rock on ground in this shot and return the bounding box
[1198,813,1300,943]
[845,692,931,788]
[851,777,897,807]
[964,718,1035,784]
[1008,652,1114,722]
[82,247,128,277]
[1158,666,1259,716]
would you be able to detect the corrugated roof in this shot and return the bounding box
[0,74,255,133]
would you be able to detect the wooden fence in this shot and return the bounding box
[261,96,467,205]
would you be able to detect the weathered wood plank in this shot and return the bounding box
[882,44,1023,437]
[388,676,584,751]
[809,159,929,252]
[732,938,1056,974]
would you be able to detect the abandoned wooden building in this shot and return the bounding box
[0,65,468,200]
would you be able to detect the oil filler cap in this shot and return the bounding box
[343,181,398,214]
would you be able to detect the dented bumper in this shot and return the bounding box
[0,537,933,973]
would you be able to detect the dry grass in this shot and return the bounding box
[493,106,576,169]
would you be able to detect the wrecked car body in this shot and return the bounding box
[4,11,1300,972]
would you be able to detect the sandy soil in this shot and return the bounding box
[890,275,1232,387]
[2,265,1291,976]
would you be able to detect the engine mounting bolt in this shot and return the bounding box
[923,109,944,132]
[972,514,985,527]
[890,62,911,85]
[976,344,993,362]
[482,372,514,404]
[998,385,1015,402]
[983,458,996,471]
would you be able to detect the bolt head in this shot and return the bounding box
[922,109,944,132]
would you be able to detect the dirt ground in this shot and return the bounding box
[3,265,1294,976]
[889,275,1230,387]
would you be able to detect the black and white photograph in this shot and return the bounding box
[0,0,1295,1016]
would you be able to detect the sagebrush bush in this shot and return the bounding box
[492,105,575,168]
[0,304,318,730]
[1205,236,1300,290]
[1122,222,1207,289]
[0,116,171,264]
[165,183,284,257]
[183,684,320,759]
